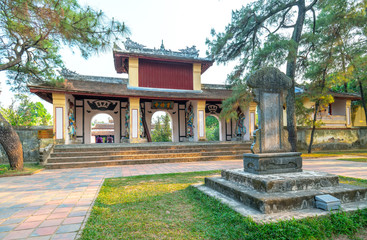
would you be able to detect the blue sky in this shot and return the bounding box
[0,0,248,112]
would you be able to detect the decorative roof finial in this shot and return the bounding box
[59,67,79,77]
[116,39,206,59]
[124,38,145,51]
[179,46,199,57]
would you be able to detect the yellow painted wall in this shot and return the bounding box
[129,97,140,143]
[129,57,139,87]
[302,98,314,109]
[353,106,367,127]
[52,93,66,142]
[197,100,206,140]
[193,63,201,91]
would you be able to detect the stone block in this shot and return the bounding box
[315,194,341,211]
[243,152,302,175]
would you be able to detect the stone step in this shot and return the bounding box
[221,169,340,193]
[50,146,250,158]
[45,155,243,169]
[53,142,251,153]
[48,151,247,163]
[205,177,367,214]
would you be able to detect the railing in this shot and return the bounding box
[317,115,347,127]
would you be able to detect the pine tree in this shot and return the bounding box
[0,0,128,170]
[151,114,172,142]
[298,0,367,152]
[207,0,318,151]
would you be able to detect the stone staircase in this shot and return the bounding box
[45,142,251,169]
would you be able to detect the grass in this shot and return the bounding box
[302,149,367,158]
[80,170,367,240]
[0,163,43,177]
[337,158,367,163]
[339,176,367,187]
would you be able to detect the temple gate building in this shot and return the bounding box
[29,39,254,144]
[29,39,366,146]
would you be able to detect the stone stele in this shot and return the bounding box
[202,169,367,215]
[199,69,367,219]
[245,67,301,174]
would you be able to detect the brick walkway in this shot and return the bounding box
[0,159,366,239]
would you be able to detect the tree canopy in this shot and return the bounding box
[207,0,367,151]
[0,0,128,91]
[205,116,219,141]
[0,94,52,126]
[0,0,128,170]
[207,0,319,151]
[151,114,172,142]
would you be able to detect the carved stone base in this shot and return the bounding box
[243,152,302,175]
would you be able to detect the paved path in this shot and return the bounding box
[303,158,367,179]
[0,159,366,239]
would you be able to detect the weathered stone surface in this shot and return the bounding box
[204,176,367,214]
[195,184,367,223]
[247,67,292,91]
[221,169,339,193]
[0,126,52,163]
[297,127,365,150]
[247,67,292,153]
[243,152,302,175]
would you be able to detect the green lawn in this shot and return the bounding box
[80,171,367,240]
[302,149,367,159]
[337,158,367,163]
[0,163,43,177]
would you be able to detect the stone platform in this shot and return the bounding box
[196,183,367,223]
[243,152,302,175]
[203,169,367,214]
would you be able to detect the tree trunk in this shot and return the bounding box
[308,64,328,153]
[0,112,23,170]
[358,79,367,123]
[286,0,306,152]
[308,101,320,153]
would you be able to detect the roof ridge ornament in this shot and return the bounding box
[59,68,79,77]
[179,46,199,57]
[124,38,146,51]
[120,38,201,59]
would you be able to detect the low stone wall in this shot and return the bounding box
[358,127,367,145]
[297,127,366,151]
[0,126,53,164]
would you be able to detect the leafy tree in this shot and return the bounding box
[0,0,128,169]
[207,0,319,151]
[206,116,219,141]
[351,56,367,123]
[298,0,367,152]
[0,94,52,126]
[151,114,172,142]
[220,84,253,122]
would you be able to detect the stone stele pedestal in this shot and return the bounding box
[198,68,367,221]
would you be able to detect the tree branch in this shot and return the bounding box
[306,0,318,11]
[272,7,292,33]
[311,7,316,34]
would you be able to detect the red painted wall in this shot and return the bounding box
[139,59,193,90]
